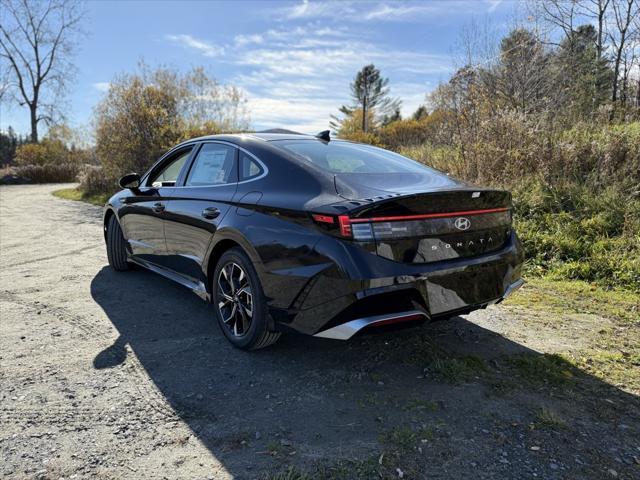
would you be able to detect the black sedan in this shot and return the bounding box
[103,132,524,350]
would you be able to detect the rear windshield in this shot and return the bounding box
[273,140,436,175]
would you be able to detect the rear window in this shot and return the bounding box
[274,140,436,175]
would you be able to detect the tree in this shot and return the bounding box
[609,0,639,103]
[95,75,182,179]
[95,66,250,179]
[332,64,400,133]
[0,126,25,165]
[552,24,612,117]
[582,0,611,60]
[495,28,550,114]
[413,105,429,121]
[0,0,83,142]
[380,106,402,126]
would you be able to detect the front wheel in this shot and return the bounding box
[106,215,130,271]
[212,247,280,350]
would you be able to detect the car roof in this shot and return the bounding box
[175,131,346,149]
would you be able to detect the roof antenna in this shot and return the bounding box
[315,130,330,142]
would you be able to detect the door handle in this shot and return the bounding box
[152,202,165,213]
[201,207,220,219]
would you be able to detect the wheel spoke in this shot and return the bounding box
[238,303,249,333]
[217,261,254,337]
[222,303,236,324]
[218,298,232,310]
[217,277,233,300]
[237,287,253,317]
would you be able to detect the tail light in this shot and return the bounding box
[338,215,352,237]
[313,207,511,241]
[311,213,355,239]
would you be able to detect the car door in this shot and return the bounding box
[119,146,194,266]
[163,142,238,283]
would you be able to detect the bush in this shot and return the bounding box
[79,165,117,196]
[15,163,79,183]
[94,66,249,183]
[96,76,182,179]
[512,179,640,290]
[14,139,72,167]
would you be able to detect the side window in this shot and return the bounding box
[240,152,264,181]
[149,149,192,187]
[186,143,237,186]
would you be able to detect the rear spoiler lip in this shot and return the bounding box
[348,207,511,224]
[311,188,512,216]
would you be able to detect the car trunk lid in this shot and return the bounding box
[333,175,512,264]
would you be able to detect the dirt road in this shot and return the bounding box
[1,184,638,479]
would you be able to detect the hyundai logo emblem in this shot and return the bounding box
[454,217,471,231]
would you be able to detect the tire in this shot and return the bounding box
[106,215,130,272]
[212,247,280,350]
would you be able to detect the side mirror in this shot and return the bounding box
[119,173,141,190]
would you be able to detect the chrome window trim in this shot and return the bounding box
[171,140,269,189]
[141,144,196,187]
[237,148,268,184]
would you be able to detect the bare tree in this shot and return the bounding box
[0,0,83,142]
[609,0,639,103]
[534,0,581,43]
[583,0,611,59]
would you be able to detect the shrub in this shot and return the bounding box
[95,76,182,179]
[14,139,72,167]
[512,179,640,290]
[94,66,249,182]
[15,163,79,183]
[79,165,117,196]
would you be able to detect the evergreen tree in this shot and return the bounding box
[331,64,400,133]
[553,24,612,118]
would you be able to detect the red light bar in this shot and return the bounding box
[311,214,334,224]
[348,207,509,224]
[372,313,425,328]
[338,215,352,237]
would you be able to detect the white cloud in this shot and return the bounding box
[363,4,440,21]
[285,0,350,20]
[246,95,336,133]
[164,18,453,132]
[486,0,503,12]
[279,1,501,22]
[93,82,110,92]
[234,33,263,47]
[229,26,451,131]
[165,34,224,57]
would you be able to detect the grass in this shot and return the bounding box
[533,407,568,430]
[52,187,110,206]
[264,457,383,480]
[506,353,576,386]
[504,277,640,325]
[503,277,640,394]
[379,425,434,451]
[423,355,487,383]
[406,339,487,384]
[403,398,439,412]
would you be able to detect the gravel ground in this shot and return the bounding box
[1,183,638,480]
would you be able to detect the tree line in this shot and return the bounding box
[334,0,639,137]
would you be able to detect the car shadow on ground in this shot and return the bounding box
[90,266,639,479]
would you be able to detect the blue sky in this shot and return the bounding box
[1,0,517,136]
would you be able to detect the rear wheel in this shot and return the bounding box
[106,215,130,271]
[213,247,280,350]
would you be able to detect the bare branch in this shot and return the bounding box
[0,0,83,141]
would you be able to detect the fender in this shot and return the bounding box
[202,225,266,283]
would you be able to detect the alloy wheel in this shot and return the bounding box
[217,262,253,337]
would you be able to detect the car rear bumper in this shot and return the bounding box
[313,278,524,340]
[267,230,524,337]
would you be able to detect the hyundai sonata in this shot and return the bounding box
[103,131,524,349]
